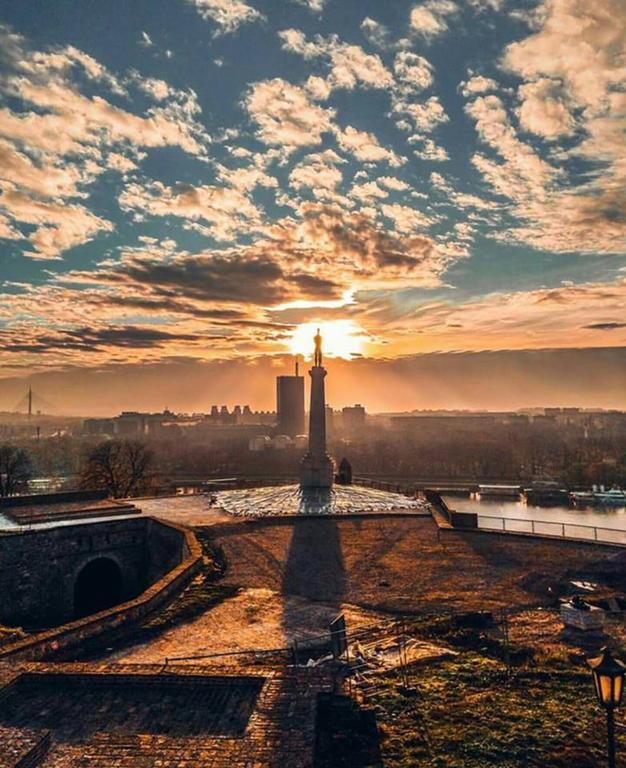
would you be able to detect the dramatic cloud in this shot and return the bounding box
[245,78,335,150]
[503,0,626,114]
[278,30,393,92]
[335,125,405,166]
[393,52,434,93]
[430,172,496,210]
[459,75,498,97]
[360,18,395,49]
[1,1,624,388]
[394,96,449,132]
[291,0,327,12]
[452,0,626,254]
[186,0,264,34]
[0,325,204,355]
[409,1,459,39]
[381,203,433,233]
[73,251,293,305]
[466,94,556,199]
[0,27,209,258]
[119,181,263,241]
[379,279,626,353]
[0,183,113,260]
[288,151,344,201]
[517,79,574,139]
[410,137,449,161]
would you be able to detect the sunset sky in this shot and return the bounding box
[0,0,625,412]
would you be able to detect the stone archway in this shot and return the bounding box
[73,557,124,619]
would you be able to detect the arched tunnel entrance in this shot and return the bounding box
[74,557,124,619]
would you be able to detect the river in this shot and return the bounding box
[443,494,626,545]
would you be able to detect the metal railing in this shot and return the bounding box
[477,514,626,545]
[160,629,336,669]
[353,477,421,497]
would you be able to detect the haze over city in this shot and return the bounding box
[0,0,624,415]
[3,4,626,767]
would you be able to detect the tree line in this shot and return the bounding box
[2,422,626,498]
[0,439,153,498]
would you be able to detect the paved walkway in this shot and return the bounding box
[138,495,234,526]
[106,588,383,666]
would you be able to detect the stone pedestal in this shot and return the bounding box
[300,453,334,489]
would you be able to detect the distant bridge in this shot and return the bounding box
[11,387,57,416]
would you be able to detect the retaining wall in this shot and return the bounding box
[0,519,202,661]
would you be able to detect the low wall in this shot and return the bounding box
[354,477,421,496]
[423,490,451,521]
[449,510,478,529]
[0,520,202,661]
[0,489,108,509]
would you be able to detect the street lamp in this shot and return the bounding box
[589,647,626,768]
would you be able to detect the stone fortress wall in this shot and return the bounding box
[0,517,189,629]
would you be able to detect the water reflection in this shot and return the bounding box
[445,495,626,529]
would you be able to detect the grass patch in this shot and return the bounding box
[141,527,237,632]
[370,654,608,767]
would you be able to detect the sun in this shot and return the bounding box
[288,320,367,360]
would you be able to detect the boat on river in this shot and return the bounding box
[476,484,522,500]
[594,488,626,505]
[525,481,569,507]
[570,488,626,507]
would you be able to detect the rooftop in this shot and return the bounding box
[0,491,139,529]
[0,662,329,767]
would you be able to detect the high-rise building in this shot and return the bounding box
[342,404,366,430]
[276,359,305,437]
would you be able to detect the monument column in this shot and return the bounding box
[300,329,334,489]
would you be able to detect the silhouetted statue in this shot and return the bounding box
[314,327,322,367]
[337,457,352,485]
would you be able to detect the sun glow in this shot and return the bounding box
[288,320,367,360]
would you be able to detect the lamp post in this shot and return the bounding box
[588,647,626,768]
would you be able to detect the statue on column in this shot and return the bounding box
[300,326,334,489]
[313,327,322,367]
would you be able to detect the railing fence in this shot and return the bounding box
[477,514,626,545]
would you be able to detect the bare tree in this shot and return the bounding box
[0,444,33,497]
[80,440,153,498]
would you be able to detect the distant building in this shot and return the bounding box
[249,433,307,452]
[392,414,499,432]
[342,404,366,430]
[249,435,271,451]
[293,434,308,450]
[206,405,274,426]
[115,411,146,435]
[276,360,305,437]
[271,434,293,450]
[83,417,116,436]
[325,405,334,435]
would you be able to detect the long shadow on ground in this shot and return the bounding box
[281,515,347,644]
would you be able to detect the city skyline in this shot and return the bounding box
[0,0,625,410]
[1,346,625,417]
